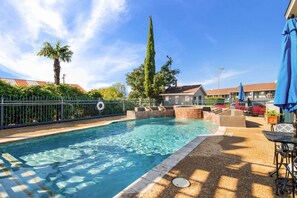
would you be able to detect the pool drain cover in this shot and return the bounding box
[172,177,191,188]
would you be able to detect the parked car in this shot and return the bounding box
[234,100,266,116]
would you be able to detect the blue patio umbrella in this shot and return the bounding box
[238,83,245,101]
[274,18,297,135]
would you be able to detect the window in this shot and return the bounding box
[175,96,179,104]
[165,96,169,101]
[185,96,190,102]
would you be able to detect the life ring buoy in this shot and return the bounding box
[96,101,105,111]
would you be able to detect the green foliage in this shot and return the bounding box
[204,97,225,105]
[144,16,156,98]
[126,17,179,100]
[111,83,126,97]
[88,85,124,100]
[153,56,179,97]
[126,64,146,99]
[126,57,179,99]
[0,81,19,96]
[205,96,225,100]
[0,80,87,99]
[87,89,103,99]
[37,41,73,85]
[266,110,282,116]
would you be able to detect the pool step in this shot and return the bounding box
[2,153,22,168]
[0,159,35,197]
[0,153,57,197]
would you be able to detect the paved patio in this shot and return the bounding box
[0,116,287,197]
[141,116,285,198]
[0,116,128,144]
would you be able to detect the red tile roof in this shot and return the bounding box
[206,82,276,96]
[14,79,29,87]
[0,77,86,92]
[161,84,206,95]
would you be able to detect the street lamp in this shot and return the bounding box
[218,67,224,98]
[62,74,66,84]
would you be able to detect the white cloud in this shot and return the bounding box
[205,33,217,45]
[0,0,144,91]
[8,0,68,40]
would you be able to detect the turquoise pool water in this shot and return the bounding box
[0,118,217,197]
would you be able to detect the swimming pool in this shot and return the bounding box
[0,118,217,197]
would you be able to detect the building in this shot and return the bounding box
[0,77,86,92]
[206,82,276,101]
[160,85,207,106]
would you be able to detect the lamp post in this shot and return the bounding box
[218,67,224,98]
[62,74,66,84]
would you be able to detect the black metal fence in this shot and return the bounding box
[0,96,156,130]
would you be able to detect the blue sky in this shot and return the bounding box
[0,0,289,91]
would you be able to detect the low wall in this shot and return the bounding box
[127,106,246,127]
[127,110,175,119]
[203,109,246,127]
[174,107,203,119]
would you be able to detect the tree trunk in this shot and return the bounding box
[53,59,60,85]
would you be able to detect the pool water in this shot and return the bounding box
[0,118,217,197]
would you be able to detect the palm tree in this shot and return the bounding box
[37,41,73,85]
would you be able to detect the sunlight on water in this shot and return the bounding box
[0,118,217,197]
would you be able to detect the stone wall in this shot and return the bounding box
[203,109,246,127]
[175,107,203,119]
[126,110,175,119]
[127,107,246,128]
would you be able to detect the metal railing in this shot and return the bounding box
[0,96,156,130]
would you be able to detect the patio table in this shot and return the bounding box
[262,130,297,196]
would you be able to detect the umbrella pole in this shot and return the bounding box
[293,110,297,137]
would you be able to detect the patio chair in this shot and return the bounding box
[270,123,294,177]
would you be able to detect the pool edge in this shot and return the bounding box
[0,117,135,145]
[114,126,226,198]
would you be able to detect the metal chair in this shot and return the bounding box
[270,123,294,177]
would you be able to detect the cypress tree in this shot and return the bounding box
[144,16,156,98]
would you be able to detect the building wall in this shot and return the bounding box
[163,95,193,106]
[193,89,206,105]
[208,90,275,101]
[162,89,206,106]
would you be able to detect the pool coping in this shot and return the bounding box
[0,117,134,145]
[114,126,226,198]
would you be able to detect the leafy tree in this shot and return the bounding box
[144,16,156,98]
[126,57,179,99]
[126,64,146,99]
[87,89,103,99]
[153,56,180,97]
[112,82,126,97]
[55,84,86,98]
[88,87,123,100]
[37,41,73,85]
[0,80,19,96]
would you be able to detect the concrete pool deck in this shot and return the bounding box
[0,116,129,144]
[0,116,282,197]
[140,116,282,198]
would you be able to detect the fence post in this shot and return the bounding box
[122,99,125,113]
[0,97,3,130]
[61,98,64,121]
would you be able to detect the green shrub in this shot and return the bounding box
[266,110,282,116]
